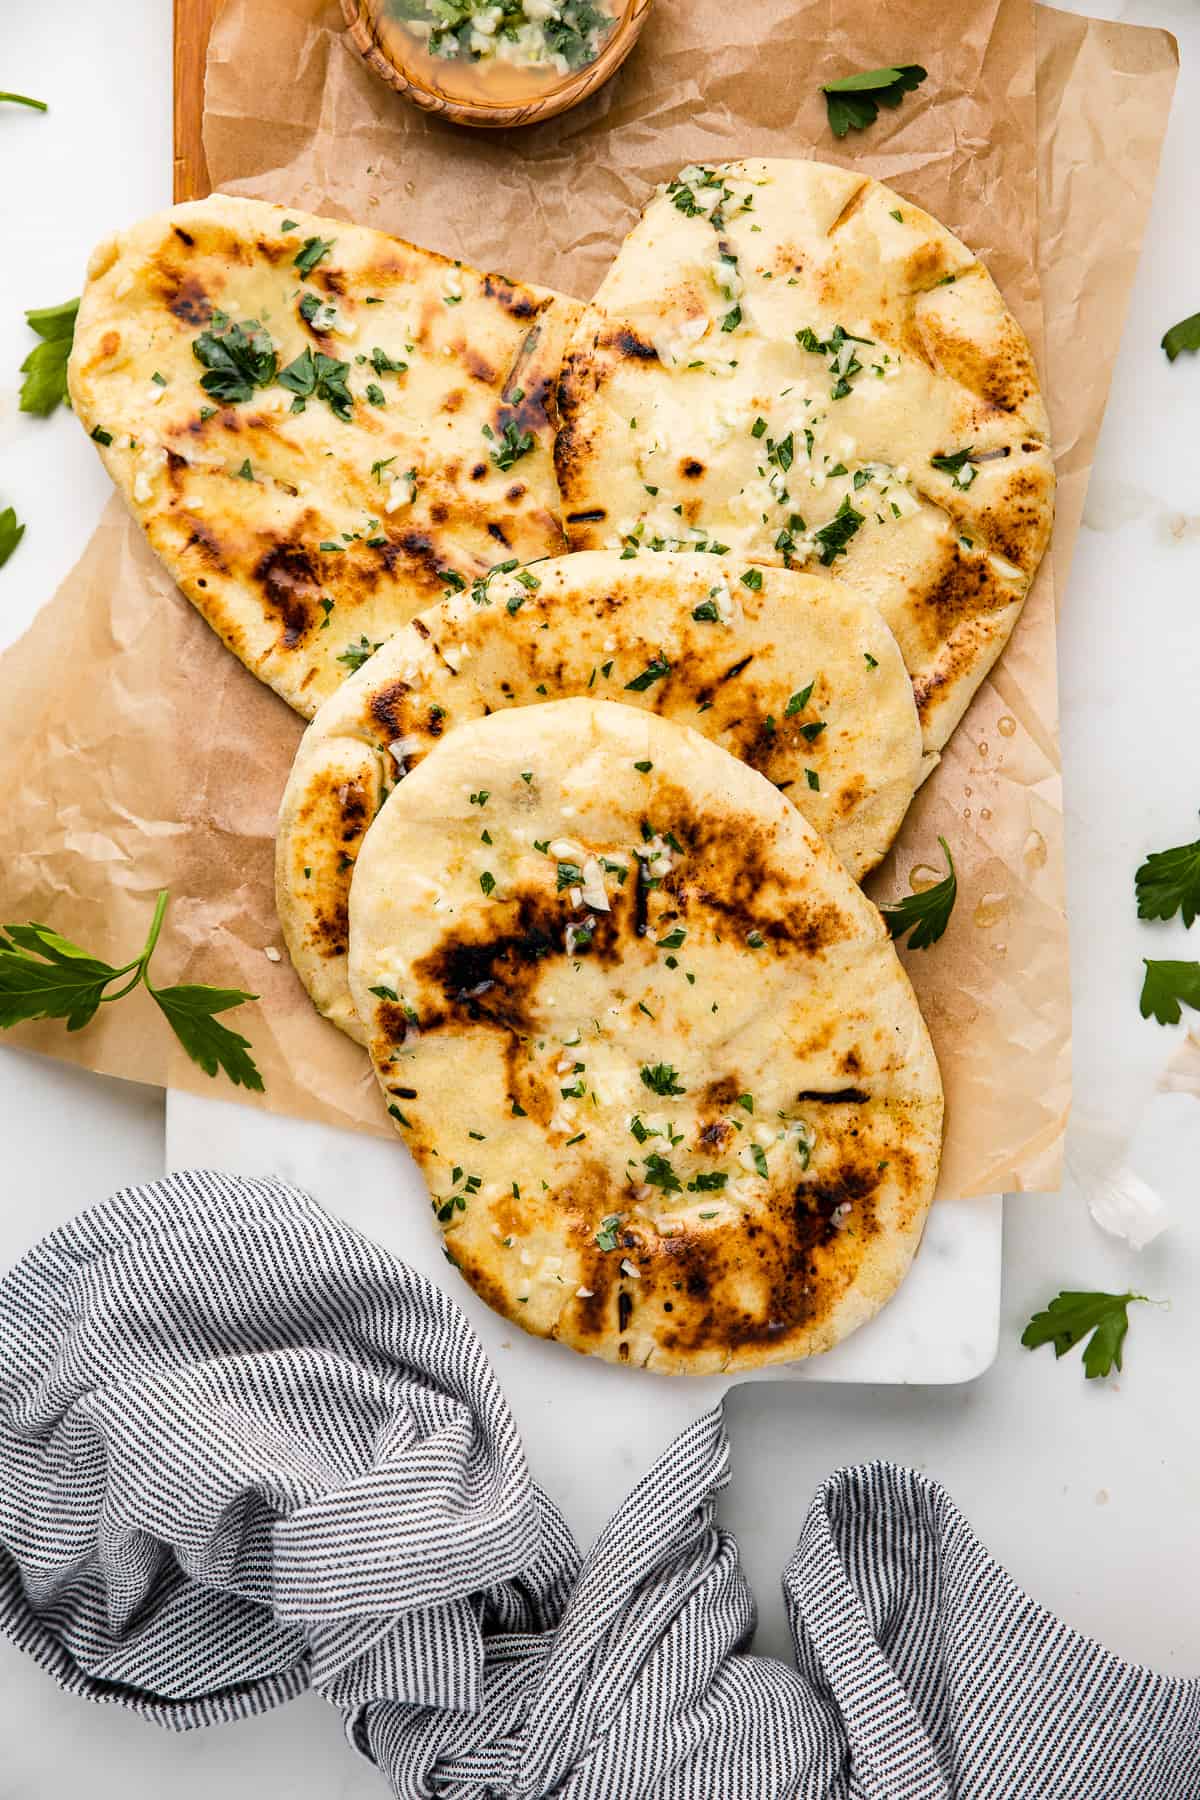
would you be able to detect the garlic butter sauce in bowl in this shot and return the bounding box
[342,0,654,128]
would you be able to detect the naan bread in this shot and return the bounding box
[69,195,580,717]
[347,698,943,1373]
[277,549,921,1040]
[556,159,1055,758]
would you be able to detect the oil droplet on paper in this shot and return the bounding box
[978,741,989,758]
[998,715,1016,738]
[963,808,971,819]
[1024,829,1047,871]
[963,785,973,798]
[980,807,992,822]
[974,892,1009,930]
[909,863,942,893]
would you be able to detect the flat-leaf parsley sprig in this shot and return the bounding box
[19,297,79,417]
[1021,1290,1151,1380]
[0,890,264,1089]
[1161,312,1200,363]
[822,65,927,139]
[1135,823,1200,929]
[880,837,957,949]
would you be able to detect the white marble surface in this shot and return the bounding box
[3,0,1200,1793]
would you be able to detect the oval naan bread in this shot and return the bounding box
[278,550,921,1040]
[347,698,943,1373]
[556,159,1055,758]
[69,195,580,717]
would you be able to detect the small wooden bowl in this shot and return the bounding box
[340,0,653,129]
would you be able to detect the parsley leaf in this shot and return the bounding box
[1021,1290,1148,1380]
[193,315,278,404]
[643,1151,682,1194]
[0,891,262,1087]
[822,65,927,138]
[294,236,334,278]
[19,297,79,416]
[337,634,383,674]
[1135,828,1200,929]
[881,836,957,949]
[1162,312,1200,363]
[0,504,25,570]
[1140,960,1200,1026]
[278,346,354,420]
[930,446,977,490]
[813,496,864,565]
[625,656,671,692]
[488,420,535,471]
[640,1062,686,1096]
[595,1214,622,1252]
[149,983,264,1089]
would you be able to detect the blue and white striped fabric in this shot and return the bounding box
[1,1171,1197,1797]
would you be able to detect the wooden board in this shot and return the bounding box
[174,0,224,201]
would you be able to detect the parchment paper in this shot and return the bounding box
[0,0,1177,1200]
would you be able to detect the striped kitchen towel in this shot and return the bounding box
[0,1170,1196,1797]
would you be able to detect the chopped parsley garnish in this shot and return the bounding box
[813,496,865,565]
[640,1062,685,1096]
[821,65,927,138]
[692,599,721,622]
[746,930,765,949]
[90,425,113,446]
[479,871,497,897]
[625,656,671,692]
[740,568,763,590]
[487,420,535,470]
[595,1214,622,1251]
[785,683,814,716]
[293,235,334,277]
[751,416,768,438]
[277,346,354,420]
[864,652,879,669]
[751,1143,769,1178]
[642,1151,682,1194]
[366,382,386,406]
[881,836,957,949]
[930,446,977,490]
[656,928,686,950]
[192,313,277,405]
[556,861,583,890]
[806,768,820,791]
[371,347,407,375]
[336,634,383,673]
[688,1172,728,1192]
[737,1093,754,1113]
[634,760,652,773]
[236,459,255,481]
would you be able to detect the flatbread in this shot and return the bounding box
[556,158,1055,757]
[277,549,921,1041]
[347,698,943,1373]
[69,194,580,718]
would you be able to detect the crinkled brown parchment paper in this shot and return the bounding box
[0,0,1177,1199]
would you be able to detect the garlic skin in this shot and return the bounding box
[1087,1165,1170,1253]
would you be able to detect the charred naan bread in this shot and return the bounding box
[347,698,943,1373]
[277,549,921,1040]
[69,195,580,717]
[556,159,1054,758]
